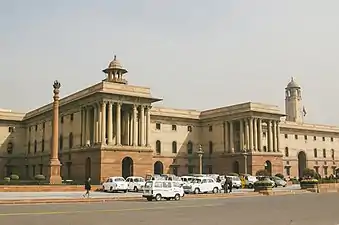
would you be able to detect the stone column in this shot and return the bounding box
[258,119,263,151]
[101,102,106,144]
[224,121,229,152]
[85,107,90,144]
[245,119,249,150]
[229,121,234,153]
[116,102,122,145]
[253,118,258,151]
[80,107,85,146]
[107,101,113,144]
[132,104,138,146]
[268,120,273,152]
[139,105,145,146]
[239,119,244,151]
[276,121,280,152]
[272,120,277,152]
[94,104,99,144]
[48,80,62,184]
[249,118,253,151]
[145,106,151,146]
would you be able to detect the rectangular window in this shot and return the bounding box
[172,125,177,131]
[322,137,325,141]
[323,149,326,158]
[294,135,298,140]
[284,134,288,139]
[61,116,64,124]
[156,123,161,130]
[8,127,14,133]
[331,137,334,142]
[304,135,307,140]
[70,113,74,121]
[314,148,317,158]
[35,125,38,131]
[187,126,192,132]
[324,167,328,176]
[313,136,316,141]
[285,167,290,176]
[209,125,213,132]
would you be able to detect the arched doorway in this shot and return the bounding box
[264,160,272,176]
[85,157,91,179]
[233,161,240,174]
[122,157,133,178]
[154,161,164,175]
[298,151,307,178]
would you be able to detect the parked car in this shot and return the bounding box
[256,176,275,188]
[271,176,287,187]
[183,177,222,194]
[126,176,146,192]
[142,180,184,201]
[244,175,258,188]
[226,175,242,189]
[180,176,194,185]
[102,176,128,193]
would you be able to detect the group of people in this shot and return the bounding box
[217,176,233,193]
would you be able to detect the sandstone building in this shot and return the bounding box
[0,56,338,183]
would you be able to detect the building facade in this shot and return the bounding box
[0,57,338,183]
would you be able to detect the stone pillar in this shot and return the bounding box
[229,121,234,153]
[145,106,151,146]
[139,105,145,146]
[126,112,130,145]
[268,120,273,152]
[48,80,62,184]
[272,120,277,152]
[258,119,263,151]
[107,101,113,144]
[239,119,244,151]
[101,101,106,144]
[224,121,229,152]
[132,104,138,146]
[249,118,253,151]
[253,118,258,151]
[94,104,99,144]
[245,119,249,150]
[80,107,85,146]
[116,102,122,145]
[85,107,90,144]
[129,112,133,145]
[276,121,280,152]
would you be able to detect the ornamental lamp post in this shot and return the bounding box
[243,145,248,175]
[197,144,204,174]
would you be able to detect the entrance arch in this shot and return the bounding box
[154,161,164,175]
[264,160,272,176]
[233,161,240,174]
[298,151,307,178]
[122,157,134,178]
[85,157,91,179]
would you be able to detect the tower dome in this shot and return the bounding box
[286,77,300,89]
[103,55,128,84]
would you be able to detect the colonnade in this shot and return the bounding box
[224,118,280,153]
[80,101,151,147]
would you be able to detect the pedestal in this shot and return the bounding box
[48,158,62,184]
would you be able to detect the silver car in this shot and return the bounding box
[271,176,287,187]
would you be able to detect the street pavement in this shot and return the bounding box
[0,185,300,200]
[0,192,337,225]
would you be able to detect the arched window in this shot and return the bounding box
[156,140,161,154]
[34,140,37,153]
[187,141,193,154]
[172,141,177,153]
[68,132,73,149]
[59,134,63,151]
[285,147,289,157]
[209,141,213,154]
[7,142,13,154]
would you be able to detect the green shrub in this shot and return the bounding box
[302,168,317,178]
[275,173,284,179]
[34,174,46,181]
[9,174,19,180]
[254,180,273,187]
[3,177,10,183]
[300,179,318,184]
[255,169,269,177]
[319,178,337,184]
[290,178,300,184]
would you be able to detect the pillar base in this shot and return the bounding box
[48,158,62,184]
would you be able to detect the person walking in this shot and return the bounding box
[224,176,231,193]
[227,176,233,193]
[83,177,91,198]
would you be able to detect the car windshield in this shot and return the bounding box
[114,178,125,182]
[145,181,153,188]
[192,179,202,183]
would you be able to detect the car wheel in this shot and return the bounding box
[213,187,218,193]
[155,194,162,201]
[146,197,152,201]
[248,184,253,189]
[134,186,138,192]
[174,194,180,201]
[123,190,127,193]
[194,188,200,194]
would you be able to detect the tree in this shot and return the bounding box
[256,169,270,177]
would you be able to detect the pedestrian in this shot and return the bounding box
[224,176,231,193]
[227,176,233,193]
[83,177,91,198]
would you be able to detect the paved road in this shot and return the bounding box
[0,192,337,225]
[0,185,300,200]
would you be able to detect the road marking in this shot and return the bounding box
[0,203,222,217]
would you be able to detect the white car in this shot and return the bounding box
[244,175,258,188]
[126,176,146,192]
[143,180,184,201]
[180,176,194,185]
[102,177,128,193]
[183,177,222,194]
[226,176,242,189]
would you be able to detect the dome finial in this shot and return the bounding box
[114,55,117,60]
[291,76,294,81]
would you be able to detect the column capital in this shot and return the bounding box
[115,101,122,106]
[133,104,138,110]
[145,105,152,110]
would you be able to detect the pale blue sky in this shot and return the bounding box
[1,0,339,124]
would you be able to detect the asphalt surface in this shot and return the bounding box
[0,185,300,200]
[0,193,338,225]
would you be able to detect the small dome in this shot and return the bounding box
[286,77,300,89]
[108,55,123,69]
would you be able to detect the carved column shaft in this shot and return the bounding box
[268,120,273,152]
[107,102,113,144]
[249,118,253,151]
[146,106,151,146]
[224,121,229,152]
[253,118,258,151]
[239,119,244,151]
[116,102,122,145]
[101,102,106,144]
[133,105,138,146]
[94,104,99,143]
[139,105,145,146]
[258,119,263,151]
[229,121,234,152]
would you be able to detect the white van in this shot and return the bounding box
[143,180,184,201]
